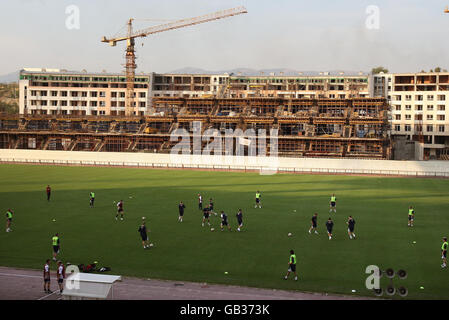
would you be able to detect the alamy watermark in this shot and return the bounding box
[169,121,279,175]
[64,265,80,290]
[65,5,80,30]
[365,265,408,297]
[365,5,380,30]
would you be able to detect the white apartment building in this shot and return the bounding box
[19,68,151,116]
[379,73,449,160]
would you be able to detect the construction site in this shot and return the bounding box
[0,97,391,159]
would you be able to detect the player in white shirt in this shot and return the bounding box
[43,259,51,293]
[56,261,65,293]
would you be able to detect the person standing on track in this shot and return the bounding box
[178,201,186,222]
[408,206,415,227]
[5,208,13,232]
[56,260,65,294]
[46,185,51,202]
[43,259,51,293]
[89,191,95,208]
[308,213,318,235]
[284,249,298,281]
[52,233,60,261]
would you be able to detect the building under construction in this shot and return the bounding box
[0,97,391,159]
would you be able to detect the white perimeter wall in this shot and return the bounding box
[1,149,449,177]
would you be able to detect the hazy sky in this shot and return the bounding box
[0,0,448,74]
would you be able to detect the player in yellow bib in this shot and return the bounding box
[407,206,415,227]
[329,194,337,213]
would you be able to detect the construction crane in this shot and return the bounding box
[102,6,248,116]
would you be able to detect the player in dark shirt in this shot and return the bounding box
[198,194,203,210]
[46,185,51,201]
[236,209,243,232]
[138,221,150,249]
[209,199,217,216]
[178,201,186,222]
[326,217,334,240]
[220,211,231,231]
[202,206,211,227]
[115,200,124,221]
[347,216,356,239]
[308,213,318,235]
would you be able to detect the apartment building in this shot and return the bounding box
[19,68,150,116]
[385,73,449,160]
[19,68,371,117]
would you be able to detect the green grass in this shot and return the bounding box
[0,164,448,299]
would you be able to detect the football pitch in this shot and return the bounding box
[0,164,448,299]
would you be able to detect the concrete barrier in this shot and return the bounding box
[1,149,449,177]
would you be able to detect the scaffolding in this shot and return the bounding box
[0,97,390,159]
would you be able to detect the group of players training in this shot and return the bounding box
[308,194,356,240]
[177,191,262,232]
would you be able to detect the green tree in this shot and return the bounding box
[371,66,389,74]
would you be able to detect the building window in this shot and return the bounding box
[90,101,97,107]
[61,91,67,97]
[394,125,401,131]
[415,95,423,101]
[427,105,434,111]
[439,125,445,132]
[111,92,117,98]
[90,92,97,97]
[395,115,401,120]
[99,91,106,97]
[438,115,445,121]
[438,105,445,111]
[51,101,58,106]
[438,95,446,101]
[139,92,146,98]
[395,105,401,111]
[61,101,67,106]
[405,105,411,110]
[427,115,433,120]
[51,91,58,97]
[427,125,433,132]
[405,125,411,132]
[405,95,411,101]
[405,114,411,120]
[81,92,87,97]
[427,95,434,101]
[415,105,423,111]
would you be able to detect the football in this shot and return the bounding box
[210,228,215,232]
[288,232,292,237]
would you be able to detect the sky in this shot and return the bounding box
[0,0,448,75]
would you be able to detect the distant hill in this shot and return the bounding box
[0,71,19,83]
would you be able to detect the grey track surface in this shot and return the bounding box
[0,266,372,300]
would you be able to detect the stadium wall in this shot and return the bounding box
[1,149,449,177]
